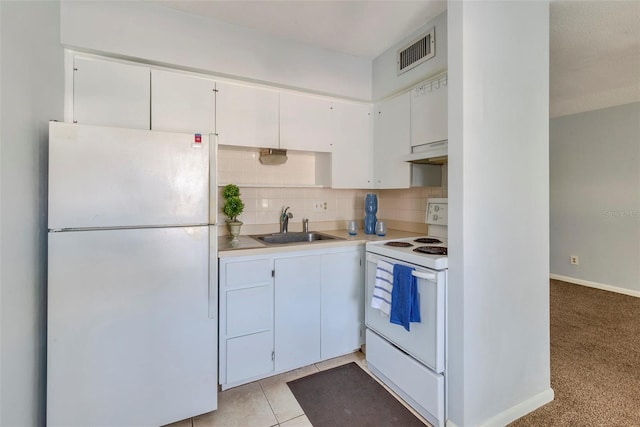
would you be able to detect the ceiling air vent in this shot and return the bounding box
[397,28,435,75]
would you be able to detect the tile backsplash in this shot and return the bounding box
[218,146,322,186]
[379,187,447,223]
[217,186,372,234]
[217,147,447,234]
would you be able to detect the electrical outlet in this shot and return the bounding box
[313,200,328,212]
[570,255,579,265]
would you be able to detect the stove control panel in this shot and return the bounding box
[426,198,448,226]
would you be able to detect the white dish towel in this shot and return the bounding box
[371,260,394,316]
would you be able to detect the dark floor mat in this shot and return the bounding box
[287,362,426,427]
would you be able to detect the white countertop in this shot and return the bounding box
[218,229,424,258]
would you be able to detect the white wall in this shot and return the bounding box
[0,1,64,425]
[550,102,640,295]
[372,11,447,100]
[447,2,553,426]
[60,1,372,100]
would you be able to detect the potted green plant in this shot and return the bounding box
[222,184,245,241]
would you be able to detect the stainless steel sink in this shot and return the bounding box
[250,231,344,246]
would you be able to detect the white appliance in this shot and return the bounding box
[47,122,218,427]
[365,198,448,427]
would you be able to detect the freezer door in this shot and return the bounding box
[49,122,209,229]
[47,227,216,427]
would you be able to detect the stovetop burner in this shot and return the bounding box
[384,242,414,248]
[366,234,448,269]
[414,238,443,244]
[413,246,448,255]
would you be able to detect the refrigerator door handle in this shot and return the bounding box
[208,225,218,319]
[209,133,218,226]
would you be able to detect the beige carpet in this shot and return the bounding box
[510,280,640,426]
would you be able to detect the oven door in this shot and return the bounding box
[365,252,446,374]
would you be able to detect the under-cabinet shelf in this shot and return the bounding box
[217,183,326,188]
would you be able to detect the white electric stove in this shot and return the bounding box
[366,198,448,270]
[364,198,448,427]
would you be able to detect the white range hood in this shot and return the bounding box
[405,140,448,164]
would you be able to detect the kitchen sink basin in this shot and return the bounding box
[250,231,344,246]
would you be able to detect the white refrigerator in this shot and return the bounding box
[47,122,218,426]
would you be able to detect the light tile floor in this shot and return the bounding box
[164,351,431,427]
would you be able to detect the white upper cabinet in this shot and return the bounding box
[151,70,215,134]
[373,92,411,189]
[411,75,448,147]
[280,92,333,152]
[73,57,150,130]
[215,82,280,149]
[331,101,373,189]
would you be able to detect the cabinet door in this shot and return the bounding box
[73,57,150,130]
[215,82,279,148]
[331,102,374,189]
[411,76,448,147]
[274,255,321,371]
[280,92,332,152]
[151,70,215,134]
[321,249,365,360]
[219,258,274,387]
[373,92,411,189]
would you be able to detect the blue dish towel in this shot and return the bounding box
[390,264,421,331]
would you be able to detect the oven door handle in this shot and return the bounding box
[412,270,437,282]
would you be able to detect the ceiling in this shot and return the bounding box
[549,1,640,117]
[161,0,448,58]
[160,1,640,117]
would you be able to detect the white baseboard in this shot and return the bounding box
[550,274,640,298]
[444,388,554,427]
[480,388,554,427]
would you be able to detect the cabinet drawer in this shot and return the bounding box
[226,331,274,384]
[226,285,272,337]
[224,259,272,289]
[366,329,444,427]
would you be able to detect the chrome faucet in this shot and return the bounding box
[280,207,293,233]
[302,218,309,233]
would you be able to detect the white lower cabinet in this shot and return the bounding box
[321,250,364,359]
[219,245,364,389]
[274,255,321,372]
[219,258,274,388]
